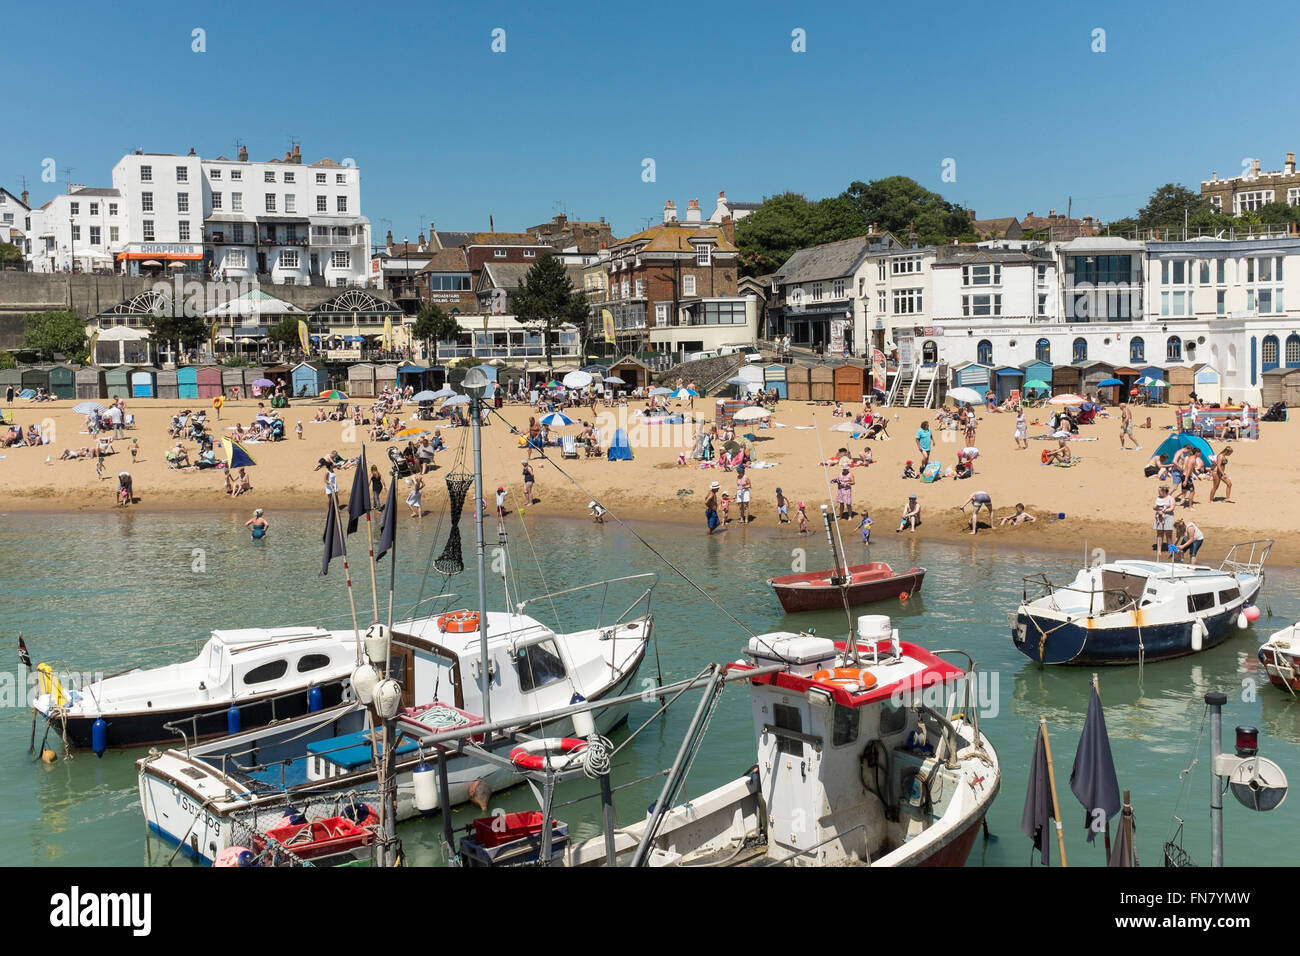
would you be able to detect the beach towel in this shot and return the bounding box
[1051,456,1082,468]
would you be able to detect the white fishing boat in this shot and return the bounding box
[1011,540,1270,666]
[33,626,360,753]
[137,588,655,864]
[1257,620,1300,693]
[447,615,1000,868]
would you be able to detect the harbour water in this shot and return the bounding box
[2,509,1298,867]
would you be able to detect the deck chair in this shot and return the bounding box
[561,435,578,459]
[1001,389,1021,410]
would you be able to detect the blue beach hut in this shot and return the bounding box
[763,363,787,399]
[292,361,329,398]
[177,366,199,399]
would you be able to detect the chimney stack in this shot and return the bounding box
[238,145,248,162]
[686,199,702,223]
[385,230,393,252]
[663,200,678,224]
[188,147,196,156]
[293,144,302,163]
[1253,158,1261,178]
[1211,171,1218,182]
[1049,209,1057,218]
[1287,152,1297,175]
[418,232,426,251]
[720,214,735,245]
[21,190,28,206]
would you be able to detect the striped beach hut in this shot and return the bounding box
[951,362,992,392]
[156,368,180,400]
[75,367,106,400]
[49,365,76,400]
[1079,360,1116,397]
[763,363,787,399]
[196,367,224,399]
[177,366,199,399]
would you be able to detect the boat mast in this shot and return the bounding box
[463,368,492,724]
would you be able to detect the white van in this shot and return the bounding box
[719,344,764,363]
[684,349,718,363]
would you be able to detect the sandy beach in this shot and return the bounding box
[2,393,1293,567]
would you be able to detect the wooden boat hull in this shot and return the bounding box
[768,563,925,613]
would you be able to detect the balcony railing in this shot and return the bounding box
[436,344,581,361]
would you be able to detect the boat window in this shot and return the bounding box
[515,640,567,692]
[832,703,860,747]
[879,701,908,737]
[1219,587,1240,604]
[773,703,802,757]
[297,653,331,673]
[1187,592,1216,613]
[243,659,288,685]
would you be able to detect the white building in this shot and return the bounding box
[37,186,124,272]
[857,233,940,356]
[709,190,762,224]
[0,187,32,261]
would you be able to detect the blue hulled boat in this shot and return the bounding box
[1011,540,1271,666]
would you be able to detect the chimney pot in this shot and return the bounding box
[238,146,248,162]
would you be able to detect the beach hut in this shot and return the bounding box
[1167,365,1198,405]
[196,367,224,399]
[0,368,23,397]
[608,356,652,391]
[156,368,180,400]
[105,367,131,399]
[992,366,1023,404]
[834,364,865,403]
[21,366,51,395]
[375,363,399,395]
[244,369,269,396]
[951,362,992,392]
[607,428,633,461]
[177,366,199,399]
[291,361,329,398]
[1051,364,1082,395]
[398,364,429,393]
[348,363,377,398]
[221,368,245,398]
[786,365,811,401]
[130,368,157,398]
[1194,363,1222,405]
[737,364,765,397]
[1261,368,1289,408]
[48,365,76,400]
[75,367,105,400]
[1284,369,1300,407]
[763,363,787,399]
[810,365,834,402]
[1078,361,1116,397]
[1020,359,1052,399]
[1139,365,1166,403]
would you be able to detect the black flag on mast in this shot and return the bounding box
[18,636,31,668]
[375,476,398,562]
[322,498,346,575]
[346,445,372,534]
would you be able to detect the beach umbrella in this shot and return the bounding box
[581,365,607,374]
[671,387,698,398]
[1024,379,1049,390]
[649,386,672,396]
[602,376,625,386]
[1150,378,1169,388]
[221,437,257,468]
[411,390,438,402]
[540,411,573,426]
[562,370,593,389]
[73,401,105,415]
[1097,378,1124,387]
[441,394,469,407]
[1153,432,1215,465]
[1070,683,1121,845]
[319,389,348,400]
[252,378,275,388]
[545,379,564,389]
[430,387,456,399]
[948,386,984,404]
[19,389,35,399]
[1049,394,1086,406]
[1137,376,1153,386]
[733,406,771,422]
[726,376,750,386]
[722,439,742,456]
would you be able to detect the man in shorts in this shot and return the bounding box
[960,490,993,534]
[1119,402,1141,451]
[915,420,933,469]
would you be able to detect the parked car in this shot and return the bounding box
[719,344,764,363]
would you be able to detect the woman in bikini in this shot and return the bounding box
[1208,445,1233,502]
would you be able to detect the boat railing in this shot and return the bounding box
[161,686,349,756]
[927,649,982,752]
[1220,539,1273,577]
[401,593,463,619]
[1020,573,1140,617]
[515,573,659,632]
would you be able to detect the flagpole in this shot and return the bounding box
[331,492,363,664]
[1039,714,1069,867]
[1093,672,1112,856]
[387,464,397,632]
[364,511,380,623]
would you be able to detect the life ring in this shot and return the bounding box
[509,737,588,771]
[812,667,878,694]
[212,396,225,410]
[437,610,481,633]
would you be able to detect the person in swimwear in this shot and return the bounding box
[245,507,269,538]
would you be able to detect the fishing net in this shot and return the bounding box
[435,472,475,575]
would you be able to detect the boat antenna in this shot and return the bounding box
[810,413,860,664]
[463,369,493,725]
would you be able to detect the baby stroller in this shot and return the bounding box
[1262,401,1287,422]
[388,445,417,478]
[270,419,285,441]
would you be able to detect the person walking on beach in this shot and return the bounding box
[245,508,269,539]
[1153,484,1176,557]
[796,501,808,534]
[775,487,789,523]
[915,420,933,470]
[4,383,12,405]
[1209,446,1234,502]
[405,474,424,520]
[317,459,339,498]
[370,465,385,511]
[736,465,752,524]
[833,465,854,519]
[1013,406,1027,450]
[705,480,721,535]
[959,491,993,535]
[522,459,536,504]
[1119,403,1141,451]
[897,494,921,532]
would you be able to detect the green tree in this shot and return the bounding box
[839,176,969,246]
[0,243,23,268]
[144,302,208,365]
[412,302,460,362]
[1135,184,1211,227]
[0,350,15,370]
[511,254,589,367]
[23,310,88,363]
[735,192,866,276]
[267,316,303,358]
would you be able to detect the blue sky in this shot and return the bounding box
[5,1,1298,239]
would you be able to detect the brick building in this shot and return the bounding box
[1201,152,1300,215]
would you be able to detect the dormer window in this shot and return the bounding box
[494,249,506,258]
[695,243,712,266]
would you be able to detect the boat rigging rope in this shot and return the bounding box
[810,412,860,661]
[488,407,757,640]
[1167,701,1209,842]
[580,734,613,779]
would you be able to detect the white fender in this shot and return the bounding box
[1237,611,1249,630]
[1192,619,1206,652]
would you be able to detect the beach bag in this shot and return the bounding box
[1041,449,1052,464]
[1143,464,1159,478]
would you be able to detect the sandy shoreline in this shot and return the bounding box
[2,393,1294,568]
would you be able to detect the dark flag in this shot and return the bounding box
[1108,799,1135,867]
[18,636,31,668]
[1070,684,1121,843]
[375,475,398,562]
[346,445,372,534]
[1021,723,1055,866]
[322,498,346,575]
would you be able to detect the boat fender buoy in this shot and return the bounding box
[412,760,438,814]
[1191,619,1206,652]
[899,591,910,604]
[41,748,57,763]
[91,717,108,757]
[811,667,879,695]
[213,846,256,867]
[341,802,378,827]
[1244,605,1262,624]
[1237,612,1249,630]
[508,737,588,771]
[307,685,322,713]
[275,807,306,829]
[227,704,241,736]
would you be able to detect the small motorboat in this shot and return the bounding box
[1257,620,1300,693]
[32,626,360,752]
[1011,540,1271,666]
[769,561,924,613]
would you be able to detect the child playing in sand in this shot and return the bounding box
[588,500,606,523]
[796,502,808,534]
[775,487,789,523]
[856,511,872,545]
[999,503,1036,526]
[296,421,304,440]
[901,460,917,479]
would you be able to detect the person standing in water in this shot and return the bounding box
[245,508,269,539]
[704,480,721,535]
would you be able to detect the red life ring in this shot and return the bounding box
[509,737,587,771]
[438,610,481,633]
[812,667,878,694]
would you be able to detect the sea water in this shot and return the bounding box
[1,510,1297,868]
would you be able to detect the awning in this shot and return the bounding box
[995,368,1024,377]
[234,328,267,338]
[118,251,203,261]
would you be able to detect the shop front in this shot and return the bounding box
[117,243,204,278]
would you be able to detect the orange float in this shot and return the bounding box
[437,610,481,633]
[811,667,878,693]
